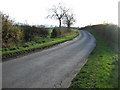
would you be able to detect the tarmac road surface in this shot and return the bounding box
[2,30,96,88]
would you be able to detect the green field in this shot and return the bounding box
[70,30,118,88]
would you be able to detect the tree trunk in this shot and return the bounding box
[67,23,71,32]
[59,19,61,28]
[68,24,70,28]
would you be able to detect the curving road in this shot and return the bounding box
[2,30,96,88]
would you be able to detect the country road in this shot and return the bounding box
[2,30,96,88]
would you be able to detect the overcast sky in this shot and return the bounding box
[0,0,119,27]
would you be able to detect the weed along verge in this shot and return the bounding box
[2,29,79,61]
[70,29,118,88]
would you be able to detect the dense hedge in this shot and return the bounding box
[1,13,49,48]
[20,25,49,42]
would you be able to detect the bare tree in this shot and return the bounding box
[47,3,69,28]
[63,12,76,30]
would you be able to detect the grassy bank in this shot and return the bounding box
[70,30,118,88]
[2,30,79,60]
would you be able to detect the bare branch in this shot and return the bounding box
[63,12,76,28]
[47,3,69,27]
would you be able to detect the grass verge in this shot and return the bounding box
[2,30,79,60]
[70,30,118,88]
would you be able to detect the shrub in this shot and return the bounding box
[38,27,49,37]
[2,13,23,48]
[51,28,57,38]
[21,25,49,42]
[51,28,61,38]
